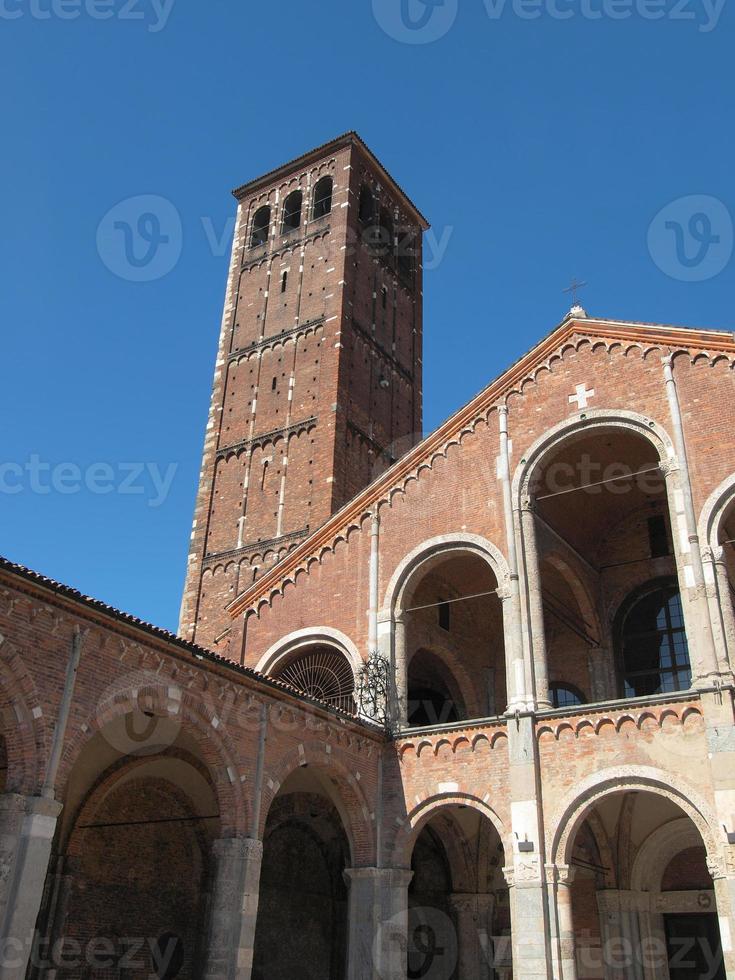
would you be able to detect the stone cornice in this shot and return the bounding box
[216,417,317,460]
[228,317,325,363]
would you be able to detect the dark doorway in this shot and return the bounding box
[664,913,725,980]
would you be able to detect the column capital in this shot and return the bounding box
[212,835,263,862]
[344,866,413,888]
[545,863,577,885]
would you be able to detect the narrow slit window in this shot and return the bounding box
[281,271,288,293]
[438,599,450,631]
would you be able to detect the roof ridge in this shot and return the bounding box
[228,316,735,616]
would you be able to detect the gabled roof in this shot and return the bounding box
[228,314,735,617]
[231,131,430,231]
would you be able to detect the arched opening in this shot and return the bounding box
[529,424,685,702]
[313,176,333,219]
[282,190,303,233]
[408,805,508,979]
[358,185,374,225]
[407,648,464,726]
[718,496,735,628]
[615,580,691,696]
[250,205,271,248]
[38,711,222,979]
[549,681,585,708]
[562,789,725,980]
[252,768,350,980]
[400,549,506,725]
[270,643,356,714]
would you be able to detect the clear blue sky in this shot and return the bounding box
[1,0,733,632]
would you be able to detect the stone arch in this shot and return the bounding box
[0,640,48,795]
[258,740,376,866]
[390,793,509,869]
[255,626,362,679]
[697,472,735,671]
[549,765,722,870]
[630,816,703,892]
[698,471,735,548]
[511,408,676,501]
[57,679,248,837]
[382,532,511,616]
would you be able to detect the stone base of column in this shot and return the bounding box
[203,837,263,980]
[0,793,62,980]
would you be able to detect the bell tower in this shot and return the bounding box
[179,133,428,649]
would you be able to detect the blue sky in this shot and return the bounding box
[1,0,733,631]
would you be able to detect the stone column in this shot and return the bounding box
[711,872,735,980]
[344,868,413,980]
[392,615,408,727]
[588,646,617,702]
[519,502,551,709]
[203,837,263,980]
[506,714,553,980]
[705,547,735,675]
[449,893,495,980]
[555,866,578,980]
[0,793,62,980]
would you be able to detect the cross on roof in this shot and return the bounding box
[563,277,587,306]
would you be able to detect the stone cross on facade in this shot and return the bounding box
[569,383,595,409]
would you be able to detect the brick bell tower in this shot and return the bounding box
[180,133,428,649]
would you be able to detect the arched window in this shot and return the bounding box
[273,645,355,713]
[407,649,465,727]
[312,176,333,219]
[549,682,585,708]
[619,584,691,697]
[358,185,374,224]
[379,207,394,255]
[281,190,303,233]
[397,230,415,282]
[250,205,270,248]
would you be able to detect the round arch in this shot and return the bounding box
[549,765,722,870]
[390,792,509,869]
[0,641,48,795]
[258,739,376,867]
[698,471,735,549]
[511,409,677,502]
[57,679,248,837]
[630,816,703,892]
[381,532,511,617]
[255,626,362,679]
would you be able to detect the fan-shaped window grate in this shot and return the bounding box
[276,647,355,713]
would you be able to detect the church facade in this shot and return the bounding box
[1,134,735,980]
